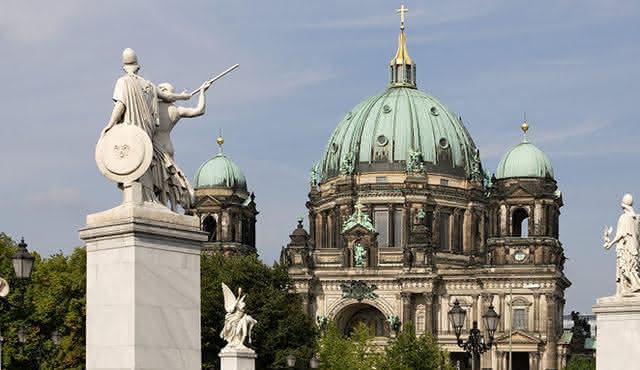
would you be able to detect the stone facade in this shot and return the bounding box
[284,171,570,370]
[193,187,258,256]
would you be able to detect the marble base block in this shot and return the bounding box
[219,347,257,370]
[593,295,640,370]
[79,195,207,370]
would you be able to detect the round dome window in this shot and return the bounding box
[430,107,439,116]
[439,137,449,149]
[377,135,388,146]
[383,104,392,114]
[331,143,339,153]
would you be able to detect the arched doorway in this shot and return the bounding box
[335,303,391,337]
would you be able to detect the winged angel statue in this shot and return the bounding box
[220,283,257,350]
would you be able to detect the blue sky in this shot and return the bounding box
[1,1,639,314]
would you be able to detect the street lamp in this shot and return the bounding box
[12,238,34,282]
[17,327,26,344]
[51,329,61,346]
[286,354,296,368]
[309,354,319,369]
[448,300,500,370]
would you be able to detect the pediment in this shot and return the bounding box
[505,185,533,198]
[194,195,222,208]
[343,223,374,235]
[494,330,541,344]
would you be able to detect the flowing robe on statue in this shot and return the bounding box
[112,73,167,202]
[614,209,640,294]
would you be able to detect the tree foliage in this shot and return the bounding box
[317,321,381,370]
[379,324,454,370]
[201,252,317,369]
[565,354,595,370]
[317,321,454,370]
[0,233,86,370]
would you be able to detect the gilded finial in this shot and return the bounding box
[521,113,529,142]
[397,5,408,31]
[217,129,224,153]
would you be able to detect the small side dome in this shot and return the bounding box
[194,139,247,190]
[496,122,554,179]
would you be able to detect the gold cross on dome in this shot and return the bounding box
[396,4,408,29]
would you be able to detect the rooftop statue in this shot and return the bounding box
[96,48,238,212]
[220,283,257,350]
[603,193,640,296]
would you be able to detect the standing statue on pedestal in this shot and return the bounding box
[96,48,238,213]
[603,193,640,296]
[220,283,257,350]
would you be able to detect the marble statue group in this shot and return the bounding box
[220,283,257,350]
[96,48,237,213]
[603,193,640,296]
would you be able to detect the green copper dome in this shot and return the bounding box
[194,152,247,190]
[319,87,482,181]
[496,137,554,179]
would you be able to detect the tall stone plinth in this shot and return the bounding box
[593,295,640,370]
[219,347,257,370]
[79,199,207,370]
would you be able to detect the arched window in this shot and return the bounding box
[203,215,216,242]
[230,214,236,242]
[375,208,389,247]
[512,208,529,237]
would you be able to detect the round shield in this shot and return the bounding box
[95,124,153,183]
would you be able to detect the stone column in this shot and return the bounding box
[79,187,207,370]
[544,294,558,370]
[533,293,541,332]
[401,292,412,326]
[463,207,472,255]
[499,204,507,236]
[423,293,434,334]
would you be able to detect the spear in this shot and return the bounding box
[190,63,239,96]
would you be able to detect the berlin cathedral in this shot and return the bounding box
[189,13,570,370]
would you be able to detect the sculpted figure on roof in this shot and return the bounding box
[603,193,640,296]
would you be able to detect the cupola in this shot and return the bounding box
[496,121,554,179]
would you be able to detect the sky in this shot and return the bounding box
[1,1,639,314]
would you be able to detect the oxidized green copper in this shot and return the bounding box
[342,201,375,233]
[496,138,554,179]
[353,243,366,267]
[320,87,482,181]
[194,152,247,190]
[340,280,378,302]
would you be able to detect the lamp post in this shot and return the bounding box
[448,300,500,370]
[11,238,35,306]
[287,354,296,369]
[309,354,319,369]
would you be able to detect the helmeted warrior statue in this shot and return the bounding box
[603,193,640,295]
[97,48,238,213]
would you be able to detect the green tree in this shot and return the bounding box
[377,324,454,370]
[565,355,595,370]
[0,233,86,370]
[201,252,317,369]
[317,321,381,370]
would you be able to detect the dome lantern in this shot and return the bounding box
[389,5,416,89]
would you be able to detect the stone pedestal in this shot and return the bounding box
[219,347,257,370]
[593,295,640,370]
[79,189,207,370]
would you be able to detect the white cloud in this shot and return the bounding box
[0,1,93,43]
[25,186,84,209]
